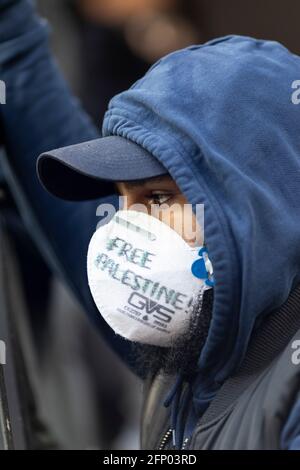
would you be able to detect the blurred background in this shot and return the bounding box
[1,0,300,450]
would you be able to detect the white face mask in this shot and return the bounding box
[87,210,213,347]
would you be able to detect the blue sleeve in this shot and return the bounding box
[0,0,141,377]
[280,397,300,449]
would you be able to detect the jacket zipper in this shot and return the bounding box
[182,437,190,449]
[158,427,172,450]
[157,428,190,450]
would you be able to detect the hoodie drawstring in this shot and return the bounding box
[163,372,193,449]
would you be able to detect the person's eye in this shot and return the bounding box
[147,192,173,206]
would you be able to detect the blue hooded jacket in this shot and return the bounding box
[1,0,300,449]
[100,35,300,447]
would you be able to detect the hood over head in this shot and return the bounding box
[102,35,300,390]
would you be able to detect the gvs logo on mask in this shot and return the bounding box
[127,292,175,324]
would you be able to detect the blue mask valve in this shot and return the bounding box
[191,247,215,287]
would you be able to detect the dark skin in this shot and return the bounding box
[114,174,203,246]
[113,175,212,377]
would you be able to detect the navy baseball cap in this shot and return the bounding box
[37,135,168,201]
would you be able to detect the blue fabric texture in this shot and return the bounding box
[1,0,300,449]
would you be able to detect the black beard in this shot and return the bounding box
[128,288,214,380]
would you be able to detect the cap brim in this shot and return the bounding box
[37,135,167,201]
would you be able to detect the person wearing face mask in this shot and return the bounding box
[1,0,300,452]
[37,137,216,383]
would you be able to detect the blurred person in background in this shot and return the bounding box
[38,0,203,122]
